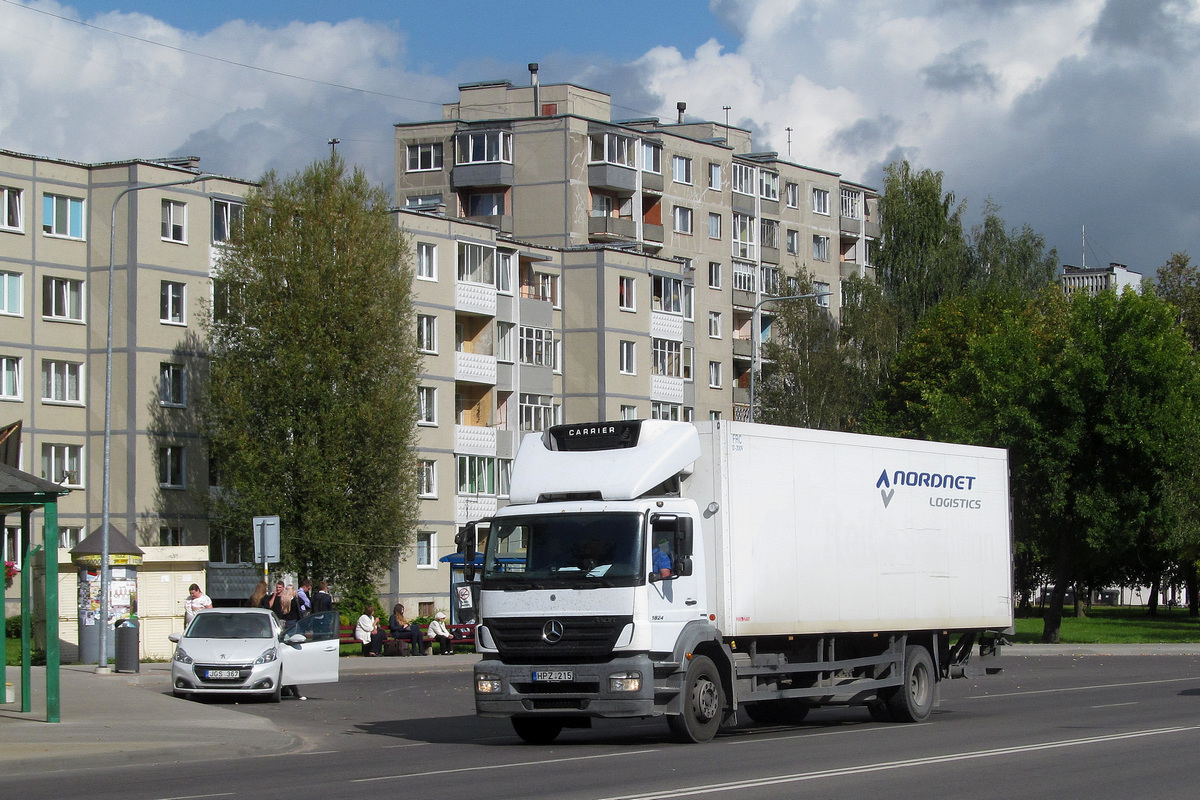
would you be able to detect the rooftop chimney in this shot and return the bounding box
[530,63,540,116]
[677,102,686,124]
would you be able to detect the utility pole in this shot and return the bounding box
[328,138,340,158]
[785,127,793,157]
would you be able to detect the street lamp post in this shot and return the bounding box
[98,174,213,673]
[747,292,831,424]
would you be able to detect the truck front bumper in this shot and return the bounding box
[474,655,658,719]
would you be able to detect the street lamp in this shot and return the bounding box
[747,291,831,424]
[98,174,214,673]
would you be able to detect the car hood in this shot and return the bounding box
[179,637,277,663]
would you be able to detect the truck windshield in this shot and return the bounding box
[482,512,644,589]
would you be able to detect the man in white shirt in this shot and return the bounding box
[184,583,212,625]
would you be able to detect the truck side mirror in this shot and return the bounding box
[675,517,693,557]
[675,555,693,577]
[457,523,477,582]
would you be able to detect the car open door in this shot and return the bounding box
[279,610,340,685]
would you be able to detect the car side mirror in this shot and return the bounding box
[286,633,307,645]
[168,633,180,643]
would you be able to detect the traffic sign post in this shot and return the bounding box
[253,515,281,582]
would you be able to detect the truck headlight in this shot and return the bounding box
[608,671,641,692]
[476,673,503,694]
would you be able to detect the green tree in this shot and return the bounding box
[1154,251,1200,347]
[200,156,420,593]
[968,200,1059,295]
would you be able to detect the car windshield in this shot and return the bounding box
[482,512,644,590]
[187,613,273,639]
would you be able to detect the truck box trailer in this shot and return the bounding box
[468,419,1013,743]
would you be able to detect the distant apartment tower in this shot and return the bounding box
[390,72,879,616]
[1061,262,1143,298]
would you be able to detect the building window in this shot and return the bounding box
[1,187,22,231]
[406,194,443,210]
[39,359,81,404]
[761,265,782,296]
[212,199,243,243]
[1,356,20,400]
[709,361,723,389]
[416,531,435,567]
[161,199,187,243]
[813,235,830,262]
[786,229,800,255]
[466,192,504,217]
[42,193,84,239]
[158,281,185,324]
[620,404,637,420]
[651,401,681,421]
[786,183,799,208]
[759,172,779,201]
[708,162,722,190]
[760,219,779,249]
[58,526,83,550]
[841,187,861,219]
[683,346,694,381]
[672,155,693,185]
[619,340,636,375]
[642,141,662,174]
[418,386,437,425]
[519,326,556,368]
[0,272,21,316]
[156,362,184,407]
[416,242,437,281]
[619,276,636,311]
[651,338,682,378]
[455,130,512,164]
[407,142,444,172]
[496,321,514,362]
[498,458,512,497]
[708,212,721,240]
[457,242,494,284]
[813,188,830,215]
[709,311,722,339]
[43,276,83,321]
[457,455,496,495]
[417,314,438,354]
[732,163,755,196]
[589,133,635,167]
[159,445,185,488]
[710,410,722,421]
[672,206,693,234]
[708,262,722,289]
[733,261,756,293]
[497,252,514,295]
[519,394,558,432]
[418,460,437,498]
[158,526,183,547]
[732,213,755,259]
[652,275,685,314]
[42,443,82,486]
[815,281,831,308]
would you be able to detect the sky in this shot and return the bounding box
[3,0,1199,277]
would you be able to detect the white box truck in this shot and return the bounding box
[467,419,1012,743]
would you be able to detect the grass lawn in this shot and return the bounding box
[1012,605,1200,644]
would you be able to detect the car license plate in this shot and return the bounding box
[532,670,572,682]
[205,669,240,679]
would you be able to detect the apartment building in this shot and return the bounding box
[0,149,253,649]
[393,73,879,617]
[1060,262,1143,298]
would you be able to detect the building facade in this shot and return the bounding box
[1060,262,1143,298]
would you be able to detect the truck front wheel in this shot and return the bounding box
[883,645,934,722]
[512,717,564,744]
[668,655,724,743]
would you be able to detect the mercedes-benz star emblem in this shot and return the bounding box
[541,619,564,644]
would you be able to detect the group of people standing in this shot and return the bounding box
[249,578,334,620]
[355,603,455,657]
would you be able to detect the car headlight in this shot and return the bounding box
[173,646,193,665]
[608,671,641,692]
[476,673,502,694]
[254,647,278,665]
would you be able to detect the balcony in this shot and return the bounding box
[588,163,637,193]
[455,350,497,385]
[642,223,664,244]
[650,311,684,341]
[452,162,514,188]
[588,215,637,241]
[642,172,664,193]
[456,281,497,317]
[651,375,686,403]
[454,424,497,456]
[732,338,753,359]
[456,495,498,524]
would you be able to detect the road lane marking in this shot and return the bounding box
[353,748,660,783]
[969,675,1200,699]
[153,794,235,800]
[592,726,1200,800]
[1091,702,1138,709]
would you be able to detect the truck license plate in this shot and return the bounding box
[205,669,240,679]
[532,670,573,682]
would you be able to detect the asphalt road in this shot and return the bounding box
[18,654,1200,799]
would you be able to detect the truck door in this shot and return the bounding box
[647,513,702,652]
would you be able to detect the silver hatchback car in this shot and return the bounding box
[169,608,339,701]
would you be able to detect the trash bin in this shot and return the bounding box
[114,617,139,673]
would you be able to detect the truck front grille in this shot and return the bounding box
[485,615,632,663]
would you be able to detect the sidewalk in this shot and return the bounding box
[0,652,481,773]
[1,645,1198,772]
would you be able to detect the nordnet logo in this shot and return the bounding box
[876,469,982,510]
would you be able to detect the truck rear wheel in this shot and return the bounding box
[883,645,934,722]
[668,655,724,743]
[512,717,564,744]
